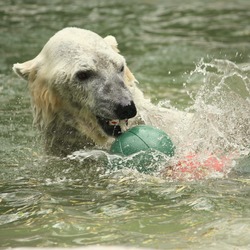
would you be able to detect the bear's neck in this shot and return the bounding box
[43,115,95,157]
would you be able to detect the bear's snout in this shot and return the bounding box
[114,101,137,120]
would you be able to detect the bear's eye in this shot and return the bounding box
[120,65,124,73]
[76,70,93,81]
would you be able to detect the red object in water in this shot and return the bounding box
[170,154,231,180]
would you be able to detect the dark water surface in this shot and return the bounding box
[0,0,250,249]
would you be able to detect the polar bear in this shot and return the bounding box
[13,27,185,156]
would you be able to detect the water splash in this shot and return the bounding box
[181,59,250,158]
[157,59,250,180]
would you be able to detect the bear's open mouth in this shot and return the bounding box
[97,117,128,137]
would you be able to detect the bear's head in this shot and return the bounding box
[13,27,138,147]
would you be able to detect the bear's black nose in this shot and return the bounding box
[115,101,137,120]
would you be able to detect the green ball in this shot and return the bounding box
[110,125,175,157]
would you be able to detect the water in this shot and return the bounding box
[1,0,250,249]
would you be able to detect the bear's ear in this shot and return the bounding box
[13,59,38,81]
[104,35,120,53]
